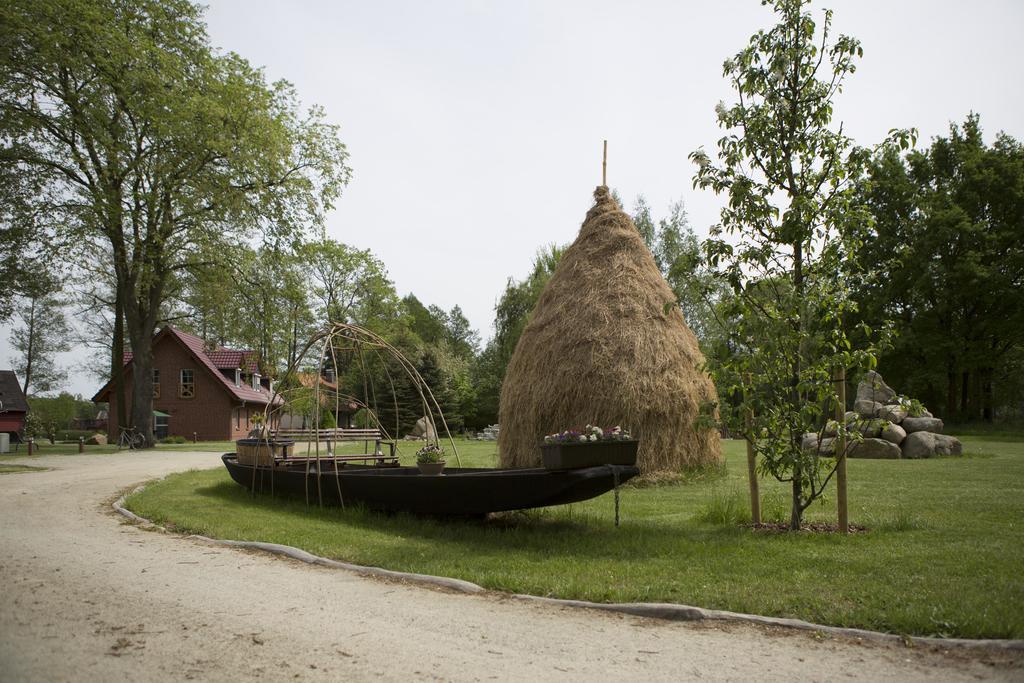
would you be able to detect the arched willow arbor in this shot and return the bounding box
[248,322,460,506]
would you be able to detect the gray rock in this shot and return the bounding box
[881,423,907,445]
[902,432,962,459]
[848,437,902,459]
[844,411,858,423]
[408,416,438,441]
[922,409,934,418]
[801,433,835,455]
[879,404,908,424]
[901,432,933,458]
[823,420,839,438]
[856,370,897,405]
[854,399,883,418]
[902,416,943,434]
[933,433,962,456]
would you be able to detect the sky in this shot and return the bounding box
[2,0,1023,399]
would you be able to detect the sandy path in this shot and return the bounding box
[0,451,1018,682]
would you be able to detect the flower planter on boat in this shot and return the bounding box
[541,440,638,470]
[235,438,294,466]
[417,460,446,476]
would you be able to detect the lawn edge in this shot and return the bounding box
[113,481,1024,651]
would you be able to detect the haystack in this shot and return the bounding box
[498,186,721,472]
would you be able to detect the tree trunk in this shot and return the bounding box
[981,366,994,422]
[946,366,958,419]
[960,370,970,421]
[112,286,127,432]
[790,470,802,531]
[21,297,36,395]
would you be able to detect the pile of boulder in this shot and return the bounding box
[474,424,500,441]
[803,371,962,459]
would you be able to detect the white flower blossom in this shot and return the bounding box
[589,434,597,442]
[714,101,728,119]
[579,435,588,442]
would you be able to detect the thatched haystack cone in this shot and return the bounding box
[498,186,721,473]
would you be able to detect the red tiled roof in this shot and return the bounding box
[124,346,256,372]
[167,327,275,405]
[100,327,278,405]
[206,350,258,372]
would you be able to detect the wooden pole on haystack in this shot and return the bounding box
[602,140,607,186]
[835,366,849,534]
[743,373,761,525]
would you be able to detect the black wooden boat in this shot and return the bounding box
[222,453,639,515]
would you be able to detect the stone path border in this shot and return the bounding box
[114,482,1024,654]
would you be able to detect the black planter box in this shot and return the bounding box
[541,440,639,470]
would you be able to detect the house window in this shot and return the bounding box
[152,368,160,399]
[179,369,195,399]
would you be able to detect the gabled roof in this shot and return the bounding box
[93,327,279,405]
[0,371,29,413]
[123,348,258,372]
[206,350,259,372]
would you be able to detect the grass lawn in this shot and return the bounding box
[124,435,1024,639]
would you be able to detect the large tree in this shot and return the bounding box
[856,115,1024,421]
[690,0,913,528]
[8,289,71,396]
[1,0,350,444]
[302,238,399,329]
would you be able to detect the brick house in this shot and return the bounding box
[92,326,280,441]
[0,370,29,441]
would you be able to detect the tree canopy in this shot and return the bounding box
[855,114,1024,422]
[691,0,914,528]
[1,0,350,443]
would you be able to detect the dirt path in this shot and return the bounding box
[0,451,1018,682]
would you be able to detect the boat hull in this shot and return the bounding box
[222,453,639,515]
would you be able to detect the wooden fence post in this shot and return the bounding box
[835,366,849,534]
[744,373,761,525]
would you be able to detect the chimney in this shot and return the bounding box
[325,368,335,384]
[234,368,241,387]
[253,372,261,391]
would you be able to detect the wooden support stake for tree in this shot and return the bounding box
[602,140,608,186]
[835,366,849,534]
[744,374,761,525]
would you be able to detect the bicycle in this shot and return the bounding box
[117,426,146,450]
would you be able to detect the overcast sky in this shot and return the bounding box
[3,0,1022,398]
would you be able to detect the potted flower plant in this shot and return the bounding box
[540,425,637,470]
[416,443,446,475]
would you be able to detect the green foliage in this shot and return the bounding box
[690,0,913,528]
[8,289,70,396]
[894,395,927,418]
[0,0,351,445]
[160,435,189,444]
[854,114,1024,422]
[22,412,44,440]
[302,238,399,328]
[27,392,93,443]
[318,407,338,430]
